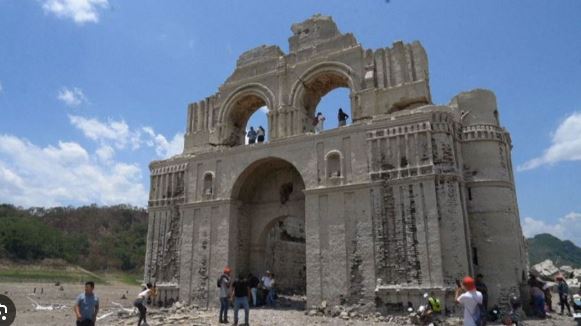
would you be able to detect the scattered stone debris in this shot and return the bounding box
[305,300,413,324]
[26,296,67,311]
[531,259,581,292]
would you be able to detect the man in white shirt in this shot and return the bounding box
[261,271,276,306]
[455,276,484,326]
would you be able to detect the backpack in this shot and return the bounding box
[217,275,224,288]
[428,297,442,313]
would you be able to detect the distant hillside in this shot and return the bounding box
[0,204,147,273]
[527,233,581,268]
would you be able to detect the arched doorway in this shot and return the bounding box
[231,158,306,294]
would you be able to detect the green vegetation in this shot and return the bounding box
[0,204,147,274]
[527,233,581,267]
[0,267,106,284]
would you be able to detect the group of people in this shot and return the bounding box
[218,266,277,325]
[245,108,350,143]
[454,274,525,326]
[246,126,266,144]
[528,272,573,318]
[312,108,350,134]
[74,281,155,326]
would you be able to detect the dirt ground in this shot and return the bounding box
[0,281,577,326]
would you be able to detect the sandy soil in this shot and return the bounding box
[1,282,577,326]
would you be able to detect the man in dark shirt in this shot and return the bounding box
[338,108,349,126]
[248,273,260,307]
[475,273,488,312]
[231,275,251,325]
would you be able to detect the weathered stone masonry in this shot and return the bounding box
[144,15,528,311]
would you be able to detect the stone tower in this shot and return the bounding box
[144,14,527,311]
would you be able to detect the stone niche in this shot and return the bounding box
[144,14,528,313]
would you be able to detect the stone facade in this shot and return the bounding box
[144,15,528,311]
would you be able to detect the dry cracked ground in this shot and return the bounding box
[1,282,576,326]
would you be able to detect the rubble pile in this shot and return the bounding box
[531,259,581,291]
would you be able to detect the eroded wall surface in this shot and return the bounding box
[144,14,527,310]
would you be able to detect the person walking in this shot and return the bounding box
[74,281,99,326]
[337,108,349,127]
[134,283,153,326]
[247,127,257,144]
[314,112,326,133]
[257,126,265,143]
[248,273,260,307]
[475,274,488,313]
[455,276,484,326]
[218,266,232,324]
[231,274,251,326]
[557,275,572,316]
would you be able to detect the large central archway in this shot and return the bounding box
[231,157,306,294]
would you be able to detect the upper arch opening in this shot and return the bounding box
[219,85,274,147]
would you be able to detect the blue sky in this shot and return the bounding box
[0,1,580,244]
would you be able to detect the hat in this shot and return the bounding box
[463,276,476,291]
[224,266,231,274]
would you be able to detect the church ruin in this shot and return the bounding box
[144,15,528,311]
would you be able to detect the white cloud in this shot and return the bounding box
[42,0,109,25]
[259,106,269,114]
[522,212,581,246]
[142,127,184,158]
[0,134,146,207]
[70,115,183,158]
[57,87,87,107]
[519,112,581,171]
[69,115,141,150]
[95,144,114,163]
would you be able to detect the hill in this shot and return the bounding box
[0,204,147,273]
[527,233,581,268]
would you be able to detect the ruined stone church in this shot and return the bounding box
[144,15,528,311]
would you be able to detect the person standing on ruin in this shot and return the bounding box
[257,126,265,143]
[74,281,99,326]
[218,266,232,324]
[314,112,326,133]
[231,274,251,326]
[455,276,484,326]
[134,282,153,326]
[337,108,349,127]
[247,127,257,144]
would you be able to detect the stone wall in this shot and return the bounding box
[145,15,527,311]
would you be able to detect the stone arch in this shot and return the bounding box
[202,171,214,199]
[218,83,276,146]
[325,150,343,178]
[290,61,360,120]
[230,157,306,293]
[230,156,306,200]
